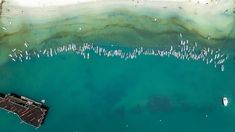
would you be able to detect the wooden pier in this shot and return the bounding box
[0,93,49,128]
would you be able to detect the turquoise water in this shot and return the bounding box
[0,38,235,132]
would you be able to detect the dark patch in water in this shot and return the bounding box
[114,106,126,118]
[130,104,144,114]
[146,95,172,113]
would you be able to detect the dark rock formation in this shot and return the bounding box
[146,95,172,113]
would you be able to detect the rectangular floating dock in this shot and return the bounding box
[0,93,48,128]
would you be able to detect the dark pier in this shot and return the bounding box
[0,93,48,128]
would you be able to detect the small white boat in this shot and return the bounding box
[1,26,7,31]
[221,65,224,72]
[41,99,46,104]
[222,97,229,107]
[24,41,29,47]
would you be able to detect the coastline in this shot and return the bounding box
[1,0,234,40]
[0,0,235,65]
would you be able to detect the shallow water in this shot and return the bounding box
[0,36,235,132]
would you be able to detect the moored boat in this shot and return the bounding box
[222,97,229,107]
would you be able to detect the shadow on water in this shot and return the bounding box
[146,95,172,113]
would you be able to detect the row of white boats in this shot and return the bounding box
[8,37,228,71]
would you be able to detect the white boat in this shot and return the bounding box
[222,97,229,107]
[41,99,46,104]
[24,41,29,47]
[221,65,224,72]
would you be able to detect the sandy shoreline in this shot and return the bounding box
[1,0,234,37]
[0,0,234,65]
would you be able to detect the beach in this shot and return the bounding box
[1,0,234,38]
[0,0,234,65]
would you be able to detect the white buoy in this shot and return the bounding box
[222,97,228,107]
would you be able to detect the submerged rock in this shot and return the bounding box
[146,95,172,113]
